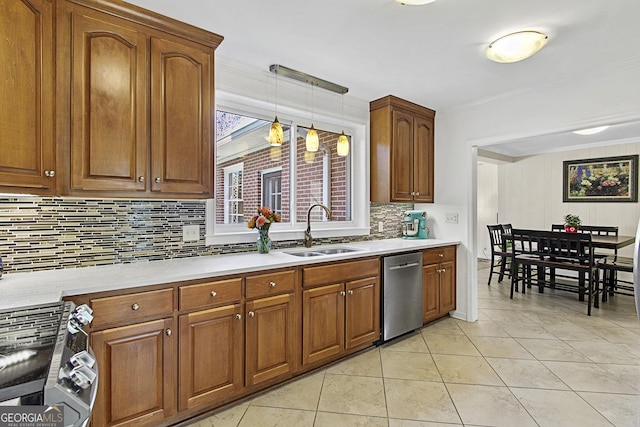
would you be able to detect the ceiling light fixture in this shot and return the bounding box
[306,83,319,152]
[573,126,610,136]
[269,69,283,147]
[394,0,437,5]
[337,94,349,157]
[485,31,548,63]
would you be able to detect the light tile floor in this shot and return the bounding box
[188,261,640,426]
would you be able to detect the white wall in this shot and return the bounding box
[436,56,640,322]
[477,162,499,259]
[498,141,640,257]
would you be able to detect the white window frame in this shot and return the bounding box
[261,166,283,214]
[206,91,369,245]
[223,163,244,224]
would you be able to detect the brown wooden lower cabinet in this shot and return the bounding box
[86,258,388,426]
[423,246,457,324]
[302,276,380,366]
[245,293,295,387]
[91,318,174,427]
[178,304,243,412]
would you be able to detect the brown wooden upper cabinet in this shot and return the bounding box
[55,0,222,198]
[370,95,435,203]
[0,0,56,195]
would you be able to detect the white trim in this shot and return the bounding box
[222,163,244,224]
[206,89,370,245]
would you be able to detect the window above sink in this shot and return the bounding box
[205,90,370,245]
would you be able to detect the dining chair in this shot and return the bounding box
[487,224,510,285]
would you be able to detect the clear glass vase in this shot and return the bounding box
[257,229,271,254]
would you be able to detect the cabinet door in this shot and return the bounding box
[92,318,174,427]
[178,304,243,411]
[422,263,440,324]
[150,36,213,196]
[390,109,414,202]
[439,260,456,314]
[303,284,344,365]
[69,12,147,192]
[345,277,380,349]
[246,293,295,387]
[412,114,434,203]
[0,0,55,193]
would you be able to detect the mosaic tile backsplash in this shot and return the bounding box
[0,197,411,274]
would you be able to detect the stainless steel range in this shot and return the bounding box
[0,301,97,427]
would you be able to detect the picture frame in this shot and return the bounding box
[563,154,639,202]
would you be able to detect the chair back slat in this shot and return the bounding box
[510,229,594,265]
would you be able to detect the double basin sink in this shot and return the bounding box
[284,247,360,257]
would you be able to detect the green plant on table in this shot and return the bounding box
[563,214,582,227]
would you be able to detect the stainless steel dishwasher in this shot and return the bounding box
[382,251,423,341]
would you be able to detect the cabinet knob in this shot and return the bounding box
[210,291,217,297]
[155,177,161,183]
[165,329,172,337]
[44,170,55,177]
[131,303,140,311]
[340,291,346,296]
[348,290,354,295]
[411,191,415,196]
[441,268,446,273]
[248,311,255,318]
[269,281,276,287]
[138,176,145,182]
[439,253,444,257]
[415,192,420,196]
[235,314,242,320]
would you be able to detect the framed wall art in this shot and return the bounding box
[563,154,638,202]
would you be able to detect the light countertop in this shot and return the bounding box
[0,238,459,310]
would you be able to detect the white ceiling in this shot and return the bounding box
[126,0,640,156]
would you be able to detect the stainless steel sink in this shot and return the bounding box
[284,247,360,257]
[284,251,324,257]
[315,247,359,255]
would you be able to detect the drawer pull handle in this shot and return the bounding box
[248,311,255,318]
[210,291,217,297]
[165,329,172,337]
[235,314,242,320]
[269,281,276,287]
[131,303,140,311]
[348,290,354,295]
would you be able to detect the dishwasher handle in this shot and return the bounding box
[388,261,420,271]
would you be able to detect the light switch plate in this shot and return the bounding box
[378,221,384,232]
[445,213,459,224]
[182,225,200,242]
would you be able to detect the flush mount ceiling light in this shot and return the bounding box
[485,31,548,63]
[573,126,610,135]
[394,0,437,5]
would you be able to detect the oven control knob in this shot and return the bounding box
[69,365,97,389]
[70,350,96,369]
[67,304,94,334]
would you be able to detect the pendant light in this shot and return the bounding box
[306,84,319,152]
[337,94,349,157]
[269,69,283,146]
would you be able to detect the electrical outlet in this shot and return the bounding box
[378,221,384,232]
[445,213,459,224]
[182,225,199,242]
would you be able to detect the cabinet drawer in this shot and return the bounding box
[91,288,174,327]
[246,270,295,299]
[179,278,242,311]
[303,258,379,287]
[423,246,456,265]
